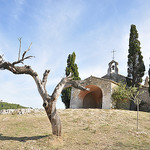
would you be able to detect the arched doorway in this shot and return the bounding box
[79,85,103,108]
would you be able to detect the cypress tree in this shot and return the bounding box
[61,52,81,108]
[127,24,145,110]
[127,24,145,87]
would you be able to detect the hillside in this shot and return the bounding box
[0,101,28,110]
[0,109,150,150]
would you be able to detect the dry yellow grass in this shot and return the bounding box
[0,109,150,150]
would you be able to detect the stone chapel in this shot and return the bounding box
[70,59,150,111]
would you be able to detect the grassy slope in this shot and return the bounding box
[0,101,27,110]
[0,109,150,150]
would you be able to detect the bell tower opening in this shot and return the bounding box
[107,60,119,75]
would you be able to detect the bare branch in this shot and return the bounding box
[0,60,37,76]
[18,37,22,61]
[51,74,89,102]
[64,80,90,91]
[0,55,4,64]
[63,83,72,88]
[11,42,34,66]
[51,74,72,102]
[70,80,89,91]
[22,42,32,59]
[12,55,34,65]
[63,72,90,90]
[41,70,50,92]
[0,59,49,104]
[67,72,73,80]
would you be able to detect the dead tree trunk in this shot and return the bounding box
[0,42,88,136]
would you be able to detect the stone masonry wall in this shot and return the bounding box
[139,86,150,112]
[0,108,44,115]
[70,76,115,109]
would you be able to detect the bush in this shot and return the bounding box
[111,83,137,109]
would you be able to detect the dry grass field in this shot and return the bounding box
[0,109,150,150]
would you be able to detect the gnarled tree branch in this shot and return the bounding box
[22,42,32,59]
[41,70,50,92]
[13,41,34,66]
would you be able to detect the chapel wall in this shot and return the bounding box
[70,76,113,109]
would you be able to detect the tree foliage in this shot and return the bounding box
[127,24,145,87]
[112,83,143,107]
[112,83,137,109]
[0,101,27,110]
[61,52,81,108]
[112,83,143,133]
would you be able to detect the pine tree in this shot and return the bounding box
[61,52,81,108]
[127,24,145,87]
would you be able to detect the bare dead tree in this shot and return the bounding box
[0,41,89,136]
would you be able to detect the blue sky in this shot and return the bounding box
[0,0,150,109]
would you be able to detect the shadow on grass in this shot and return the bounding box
[0,134,50,142]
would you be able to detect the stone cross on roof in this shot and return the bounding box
[111,50,116,60]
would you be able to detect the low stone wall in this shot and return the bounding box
[0,108,44,115]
